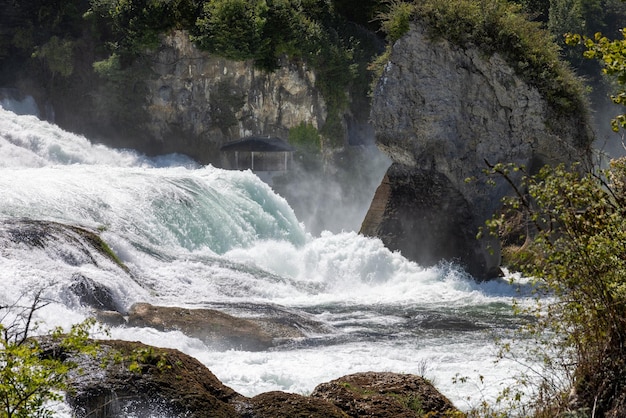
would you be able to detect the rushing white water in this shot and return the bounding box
[0,106,535,412]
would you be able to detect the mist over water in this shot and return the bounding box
[275,148,391,235]
[0,105,535,411]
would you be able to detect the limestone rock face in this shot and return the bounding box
[362,23,593,279]
[142,31,327,163]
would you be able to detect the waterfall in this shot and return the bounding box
[0,104,533,412]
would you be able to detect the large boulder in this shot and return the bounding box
[67,340,243,418]
[362,22,593,279]
[64,339,462,417]
[310,371,461,417]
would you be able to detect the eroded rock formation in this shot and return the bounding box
[362,23,593,279]
[311,372,459,417]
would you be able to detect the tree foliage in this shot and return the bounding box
[485,160,626,416]
[32,37,75,80]
[193,0,268,61]
[87,0,200,57]
[567,30,626,131]
[0,293,99,418]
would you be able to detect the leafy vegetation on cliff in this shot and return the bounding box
[1,0,385,147]
[567,30,626,132]
[376,0,590,120]
[480,25,626,415]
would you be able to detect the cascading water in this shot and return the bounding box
[0,105,534,412]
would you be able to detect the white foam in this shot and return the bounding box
[0,106,539,413]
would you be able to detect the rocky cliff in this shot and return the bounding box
[140,31,328,163]
[5,30,333,165]
[361,23,594,280]
[96,31,331,163]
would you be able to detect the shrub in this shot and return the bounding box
[485,160,626,416]
[32,36,75,79]
[289,122,322,153]
[0,293,100,417]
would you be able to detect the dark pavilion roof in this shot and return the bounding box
[220,136,295,153]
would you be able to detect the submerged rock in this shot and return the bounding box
[126,302,331,351]
[363,22,593,280]
[127,302,275,351]
[65,340,462,418]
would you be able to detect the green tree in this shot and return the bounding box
[0,293,100,418]
[87,0,201,58]
[567,30,626,131]
[194,0,269,61]
[515,0,550,22]
[485,160,626,416]
[32,36,75,80]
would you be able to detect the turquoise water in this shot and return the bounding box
[0,106,534,411]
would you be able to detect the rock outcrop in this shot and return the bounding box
[139,31,328,163]
[64,339,463,417]
[311,372,460,417]
[67,340,243,418]
[6,30,330,164]
[362,23,593,279]
[123,302,331,351]
[53,30,327,166]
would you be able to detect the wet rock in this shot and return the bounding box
[361,164,485,276]
[127,302,276,351]
[64,340,461,418]
[68,274,120,312]
[94,310,126,327]
[67,340,242,418]
[311,372,461,418]
[235,391,348,418]
[208,302,335,341]
[0,219,128,272]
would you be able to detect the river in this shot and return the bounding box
[0,104,536,413]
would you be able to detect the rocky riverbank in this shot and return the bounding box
[63,339,463,417]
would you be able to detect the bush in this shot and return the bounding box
[0,292,100,417]
[32,36,75,79]
[289,122,322,153]
[485,160,626,416]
